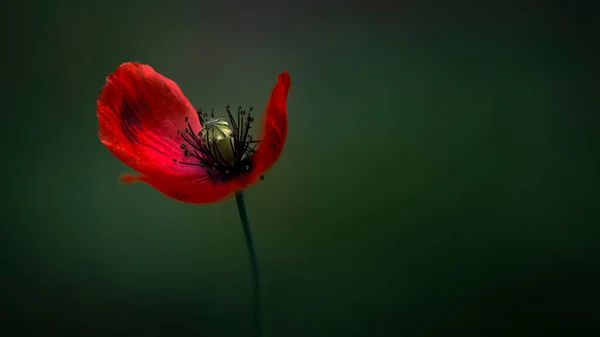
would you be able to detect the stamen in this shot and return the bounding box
[193,174,216,183]
[241,112,252,148]
[230,106,240,158]
[226,105,239,139]
[171,159,203,166]
[180,133,202,152]
[187,122,198,142]
[196,108,205,126]
[233,112,246,160]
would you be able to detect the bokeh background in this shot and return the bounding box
[3,0,599,336]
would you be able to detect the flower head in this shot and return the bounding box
[97,62,291,203]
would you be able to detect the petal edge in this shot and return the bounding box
[249,70,291,182]
[137,175,241,204]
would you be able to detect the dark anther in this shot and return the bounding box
[260,175,265,180]
[185,116,188,122]
[196,108,204,125]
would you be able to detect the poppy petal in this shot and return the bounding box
[120,173,242,204]
[97,62,203,179]
[249,70,291,182]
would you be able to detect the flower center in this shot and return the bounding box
[172,105,259,182]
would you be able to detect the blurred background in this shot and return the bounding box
[3,0,599,336]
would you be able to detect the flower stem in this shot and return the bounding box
[234,190,261,337]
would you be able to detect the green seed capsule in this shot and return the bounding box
[199,118,236,167]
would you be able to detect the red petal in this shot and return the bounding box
[249,70,291,182]
[97,62,203,179]
[121,173,242,204]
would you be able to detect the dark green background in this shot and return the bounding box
[4,1,599,336]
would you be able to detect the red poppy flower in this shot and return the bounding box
[97,62,291,203]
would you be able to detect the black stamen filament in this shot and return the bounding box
[172,105,260,183]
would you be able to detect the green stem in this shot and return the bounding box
[234,190,261,337]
